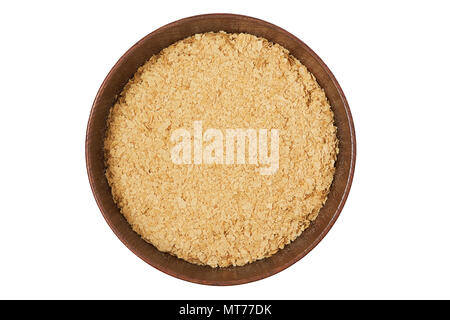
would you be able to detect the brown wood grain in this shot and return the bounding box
[85,13,356,285]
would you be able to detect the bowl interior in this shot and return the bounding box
[86,14,355,285]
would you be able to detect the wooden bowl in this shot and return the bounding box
[86,13,356,285]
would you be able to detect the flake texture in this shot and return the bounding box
[104,32,338,267]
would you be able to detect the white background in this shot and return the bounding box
[1,0,449,299]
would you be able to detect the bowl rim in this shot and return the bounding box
[86,13,356,285]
